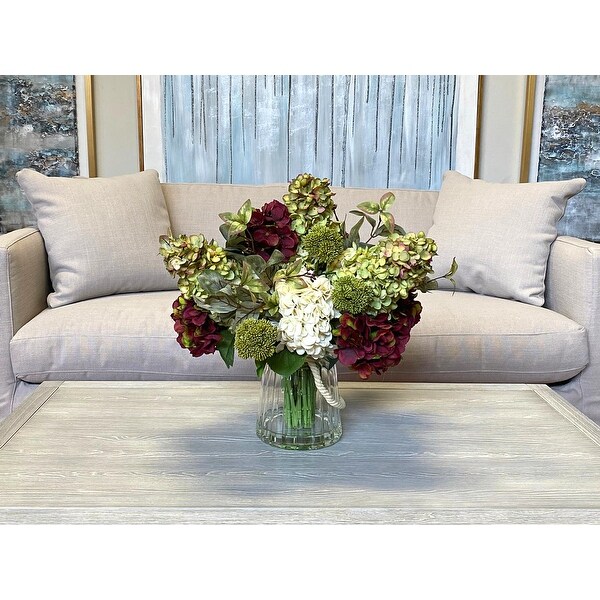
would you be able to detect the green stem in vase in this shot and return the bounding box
[281,364,317,430]
[283,377,292,429]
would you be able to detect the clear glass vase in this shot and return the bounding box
[256,362,342,450]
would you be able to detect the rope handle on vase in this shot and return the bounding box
[307,359,346,409]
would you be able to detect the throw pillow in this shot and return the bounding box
[428,171,586,306]
[16,169,176,308]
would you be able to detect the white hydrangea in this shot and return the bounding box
[276,275,336,359]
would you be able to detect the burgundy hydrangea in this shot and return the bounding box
[245,200,299,260]
[171,296,222,357]
[333,298,422,379]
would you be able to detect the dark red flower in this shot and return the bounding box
[171,296,222,357]
[333,297,422,379]
[245,200,299,260]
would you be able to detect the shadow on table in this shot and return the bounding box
[159,400,478,501]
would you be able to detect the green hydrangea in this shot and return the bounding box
[234,318,279,361]
[282,173,336,234]
[302,224,345,265]
[332,275,374,314]
[335,231,437,313]
[159,233,236,298]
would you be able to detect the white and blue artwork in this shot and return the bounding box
[160,75,461,190]
[538,75,600,242]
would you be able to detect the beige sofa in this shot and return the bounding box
[1,181,599,423]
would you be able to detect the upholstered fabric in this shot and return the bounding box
[162,183,438,242]
[10,291,256,383]
[428,171,586,306]
[545,236,600,423]
[10,290,587,386]
[398,290,588,383]
[16,169,176,308]
[0,228,50,418]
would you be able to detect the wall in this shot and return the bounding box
[478,75,527,183]
[91,75,528,184]
[92,76,140,177]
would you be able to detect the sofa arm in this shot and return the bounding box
[0,228,50,417]
[0,228,50,333]
[545,235,600,422]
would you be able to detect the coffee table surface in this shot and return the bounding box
[1,381,600,524]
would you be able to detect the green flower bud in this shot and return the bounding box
[332,275,374,314]
[234,319,279,361]
[302,224,345,265]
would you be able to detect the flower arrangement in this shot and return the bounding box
[160,174,456,447]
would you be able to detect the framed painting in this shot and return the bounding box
[138,75,480,191]
[523,75,600,242]
[0,75,96,233]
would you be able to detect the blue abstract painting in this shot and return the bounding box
[0,75,80,233]
[538,75,600,242]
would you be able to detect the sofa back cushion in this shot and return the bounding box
[16,169,176,308]
[162,182,438,241]
[428,171,586,306]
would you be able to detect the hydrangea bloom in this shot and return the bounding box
[159,233,236,298]
[171,295,222,357]
[282,173,336,234]
[334,231,437,313]
[246,200,299,260]
[276,275,336,359]
[333,297,422,379]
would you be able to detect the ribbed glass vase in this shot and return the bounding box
[256,362,342,450]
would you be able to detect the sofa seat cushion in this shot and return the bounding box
[10,290,588,385]
[391,290,588,383]
[10,291,257,383]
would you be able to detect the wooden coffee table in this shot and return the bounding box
[1,381,600,524]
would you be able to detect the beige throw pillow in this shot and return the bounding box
[16,169,176,308]
[428,171,586,306]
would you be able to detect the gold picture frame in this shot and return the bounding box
[519,75,538,183]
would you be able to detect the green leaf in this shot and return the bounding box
[393,224,406,236]
[255,359,267,378]
[228,222,247,237]
[373,224,386,238]
[380,192,396,211]
[196,269,225,293]
[219,223,231,242]
[323,355,338,371]
[422,279,439,291]
[445,258,458,293]
[266,249,286,268]
[448,257,459,277]
[380,211,395,234]
[356,201,380,215]
[349,210,377,228]
[245,255,269,277]
[348,215,364,246]
[216,329,235,368]
[218,211,238,223]
[239,199,253,224]
[203,299,236,314]
[266,348,306,377]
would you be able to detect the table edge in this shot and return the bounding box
[1,507,600,525]
[528,384,600,447]
[0,382,64,449]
